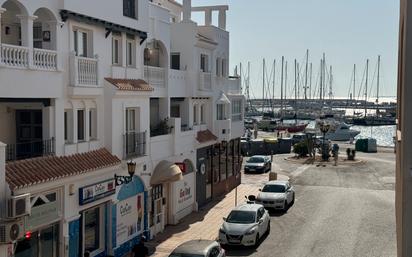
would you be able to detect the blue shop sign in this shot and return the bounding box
[79,179,115,205]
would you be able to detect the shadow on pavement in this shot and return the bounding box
[223,232,270,256]
[145,195,226,252]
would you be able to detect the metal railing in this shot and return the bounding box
[144,65,165,87]
[123,131,146,159]
[6,138,55,162]
[199,72,212,90]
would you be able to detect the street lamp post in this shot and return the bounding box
[319,123,330,161]
[115,160,136,186]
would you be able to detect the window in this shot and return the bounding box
[77,110,85,141]
[232,99,242,121]
[83,207,102,254]
[73,29,88,57]
[126,39,135,67]
[193,105,198,125]
[112,35,121,65]
[33,25,42,49]
[221,59,227,77]
[64,111,68,141]
[200,54,208,72]
[171,53,180,70]
[123,0,136,18]
[200,104,205,124]
[217,104,225,120]
[89,109,97,140]
[216,58,221,77]
[126,108,136,133]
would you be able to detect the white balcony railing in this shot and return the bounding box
[144,65,165,87]
[33,48,58,70]
[0,44,29,67]
[70,52,99,86]
[199,72,212,90]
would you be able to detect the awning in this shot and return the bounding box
[216,92,231,104]
[150,160,183,185]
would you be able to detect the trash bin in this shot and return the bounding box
[269,172,277,181]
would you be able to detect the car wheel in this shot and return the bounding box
[291,193,295,206]
[254,234,260,248]
[266,222,270,235]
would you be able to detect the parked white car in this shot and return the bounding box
[218,203,270,247]
[255,181,295,211]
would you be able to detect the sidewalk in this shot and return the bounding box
[146,184,258,257]
[146,173,289,257]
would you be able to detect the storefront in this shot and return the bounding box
[196,138,242,208]
[111,175,147,257]
[171,159,195,223]
[14,189,62,257]
[69,178,116,257]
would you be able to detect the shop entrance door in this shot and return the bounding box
[154,198,163,233]
[14,223,59,257]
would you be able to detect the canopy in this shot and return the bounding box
[150,160,183,185]
[216,92,231,104]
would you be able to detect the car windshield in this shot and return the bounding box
[262,184,286,193]
[248,157,264,163]
[226,210,256,224]
[169,254,204,257]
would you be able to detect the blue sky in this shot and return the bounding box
[186,0,399,99]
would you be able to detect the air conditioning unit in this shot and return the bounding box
[7,194,31,218]
[0,219,24,244]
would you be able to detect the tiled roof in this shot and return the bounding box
[196,130,218,143]
[105,78,154,92]
[6,148,121,190]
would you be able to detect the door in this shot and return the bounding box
[154,198,163,233]
[16,110,43,160]
[196,160,207,208]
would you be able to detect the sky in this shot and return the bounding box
[185,0,400,99]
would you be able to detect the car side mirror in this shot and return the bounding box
[258,189,262,191]
[223,217,227,221]
[258,219,264,224]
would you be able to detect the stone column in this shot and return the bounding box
[205,9,212,26]
[182,0,192,22]
[47,20,64,70]
[0,141,6,219]
[17,15,37,68]
[218,9,227,30]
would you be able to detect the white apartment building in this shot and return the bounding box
[0,0,244,257]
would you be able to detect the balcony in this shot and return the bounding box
[199,72,212,91]
[123,131,146,159]
[144,65,165,88]
[6,138,55,162]
[70,52,99,87]
[227,76,242,95]
[0,44,58,71]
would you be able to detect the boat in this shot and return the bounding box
[353,56,396,126]
[315,119,360,141]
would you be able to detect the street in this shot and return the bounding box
[150,147,396,257]
[227,149,396,257]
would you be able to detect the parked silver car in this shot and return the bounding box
[255,181,295,211]
[244,155,271,173]
[218,203,270,247]
[168,240,225,257]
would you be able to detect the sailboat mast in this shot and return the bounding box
[294,59,297,112]
[329,66,333,99]
[305,49,309,100]
[309,62,312,100]
[319,59,323,100]
[377,55,380,104]
[262,58,265,112]
[285,61,288,107]
[272,59,276,114]
[353,64,356,101]
[323,53,326,100]
[297,62,300,101]
[365,59,369,117]
[281,56,284,118]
